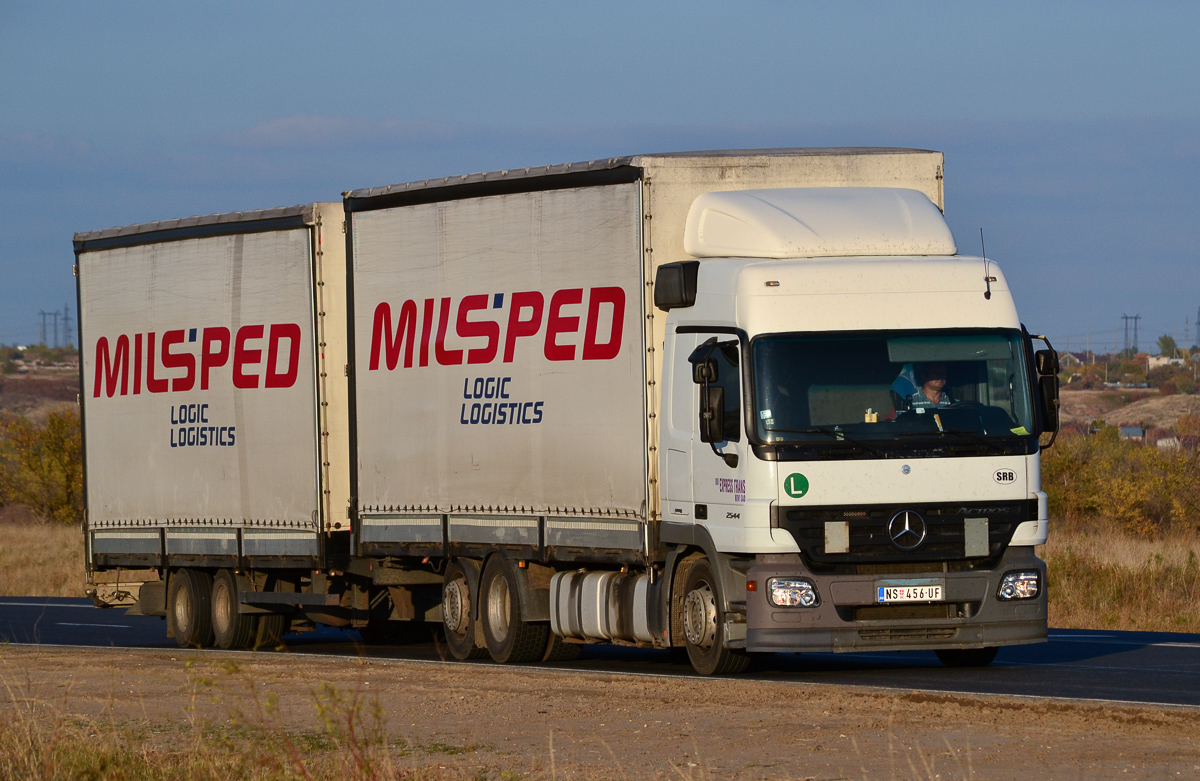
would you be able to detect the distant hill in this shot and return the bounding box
[1059,389,1200,430]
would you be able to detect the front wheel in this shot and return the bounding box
[682,558,749,675]
[936,647,999,667]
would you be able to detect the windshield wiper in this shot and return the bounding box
[766,427,886,457]
[892,428,1009,454]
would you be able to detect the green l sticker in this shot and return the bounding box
[784,472,809,498]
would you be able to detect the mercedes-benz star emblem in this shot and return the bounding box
[887,510,927,551]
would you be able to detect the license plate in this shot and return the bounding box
[876,584,944,603]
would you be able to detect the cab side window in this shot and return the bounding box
[711,340,741,442]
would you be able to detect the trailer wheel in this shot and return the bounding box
[681,558,749,675]
[936,647,999,668]
[480,556,549,664]
[167,569,214,649]
[211,570,258,650]
[442,561,487,660]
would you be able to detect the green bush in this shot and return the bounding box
[1042,423,1200,537]
[0,410,83,524]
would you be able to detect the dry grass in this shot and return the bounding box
[1042,520,1200,633]
[0,658,495,781]
[0,508,84,598]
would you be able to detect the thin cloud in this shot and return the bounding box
[0,132,91,161]
[215,115,457,149]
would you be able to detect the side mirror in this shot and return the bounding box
[1035,349,1059,376]
[1039,374,1060,432]
[1030,341,1060,446]
[699,385,725,444]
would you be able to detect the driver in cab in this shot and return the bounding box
[909,362,954,410]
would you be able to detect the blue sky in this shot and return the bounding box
[2,2,1198,351]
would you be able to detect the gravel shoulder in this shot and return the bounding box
[3,646,1198,779]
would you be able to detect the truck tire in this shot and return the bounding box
[936,647,999,667]
[681,558,749,675]
[211,569,257,650]
[442,561,487,660]
[480,556,549,664]
[167,569,214,649]
[542,633,583,662]
[254,614,289,650]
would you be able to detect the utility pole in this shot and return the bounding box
[38,311,49,345]
[51,310,60,348]
[1122,313,1141,355]
[61,304,73,348]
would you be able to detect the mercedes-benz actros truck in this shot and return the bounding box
[77,148,1058,674]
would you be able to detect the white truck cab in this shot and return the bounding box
[655,186,1055,668]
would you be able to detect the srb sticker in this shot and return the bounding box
[993,469,1017,484]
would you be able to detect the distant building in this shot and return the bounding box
[1118,425,1145,441]
[1149,356,1185,368]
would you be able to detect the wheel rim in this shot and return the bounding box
[486,574,511,641]
[443,577,469,635]
[174,580,192,634]
[683,580,717,650]
[213,580,231,633]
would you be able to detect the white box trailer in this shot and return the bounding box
[75,204,353,647]
[79,148,1059,673]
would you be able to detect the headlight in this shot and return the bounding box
[997,570,1040,600]
[767,577,820,607]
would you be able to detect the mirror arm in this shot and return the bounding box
[708,439,738,468]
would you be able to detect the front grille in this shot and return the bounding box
[776,499,1034,565]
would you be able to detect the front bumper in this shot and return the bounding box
[745,546,1046,653]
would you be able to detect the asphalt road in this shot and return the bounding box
[3,597,1199,708]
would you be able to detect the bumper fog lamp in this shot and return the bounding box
[767,577,820,607]
[997,570,1040,600]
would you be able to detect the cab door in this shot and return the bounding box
[662,331,698,520]
[689,337,747,536]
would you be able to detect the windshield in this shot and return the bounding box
[752,330,1035,445]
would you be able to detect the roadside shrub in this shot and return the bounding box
[0,409,83,524]
[1042,423,1200,537]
